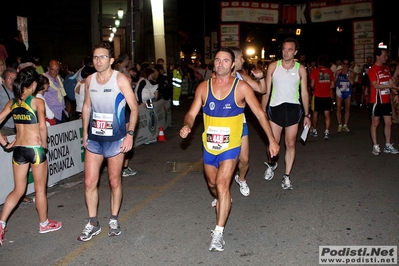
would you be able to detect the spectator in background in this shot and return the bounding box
[114,53,132,83]
[34,75,56,126]
[0,37,8,61]
[154,63,172,100]
[198,63,212,81]
[74,65,96,119]
[0,68,17,136]
[135,67,159,106]
[350,61,361,106]
[44,60,68,124]
[0,59,5,83]
[172,63,183,106]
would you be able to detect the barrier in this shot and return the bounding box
[0,99,171,205]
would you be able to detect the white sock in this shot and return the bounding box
[0,220,6,229]
[215,225,224,234]
[40,219,49,227]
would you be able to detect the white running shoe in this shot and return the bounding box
[281,175,293,190]
[264,162,278,180]
[234,175,250,196]
[383,143,398,154]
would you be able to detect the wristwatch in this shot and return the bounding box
[305,114,311,118]
[127,130,135,136]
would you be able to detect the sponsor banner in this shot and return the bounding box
[134,99,172,146]
[309,0,372,23]
[353,20,375,64]
[0,99,171,205]
[221,1,280,24]
[221,41,240,47]
[221,35,239,41]
[319,246,397,264]
[220,24,240,35]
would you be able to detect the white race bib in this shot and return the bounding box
[91,112,114,136]
[206,126,230,151]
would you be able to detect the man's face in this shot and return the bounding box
[214,51,234,76]
[282,42,297,61]
[234,52,244,71]
[48,62,60,79]
[93,48,113,72]
[377,50,388,64]
[4,72,17,90]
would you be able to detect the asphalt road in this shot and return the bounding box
[1,96,398,266]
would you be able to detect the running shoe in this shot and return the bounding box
[209,230,225,252]
[39,219,62,234]
[342,125,350,132]
[78,222,101,242]
[264,162,278,180]
[0,225,4,247]
[383,143,398,154]
[281,175,293,190]
[323,132,329,141]
[311,130,318,137]
[122,167,138,177]
[108,219,121,237]
[372,144,381,156]
[234,175,250,196]
[337,124,342,132]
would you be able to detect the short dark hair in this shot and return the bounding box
[283,38,300,51]
[217,47,235,63]
[93,42,114,59]
[374,48,386,59]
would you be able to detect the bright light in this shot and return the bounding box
[261,48,265,59]
[296,29,301,35]
[115,19,120,27]
[117,8,124,19]
[109,36,113,42]
[378,42,387,48]
[246,48,255,57]
[112,27,117,33]
[110,33,114,38]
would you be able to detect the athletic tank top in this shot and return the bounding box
[270,60,301,107]
[88,70,127,142]
[202,78,244,155]
[11,95,38,124]
[336,70,352,92]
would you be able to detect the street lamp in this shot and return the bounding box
[117,8,124,19]
[115,19,120,27]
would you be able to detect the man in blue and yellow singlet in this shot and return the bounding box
[180,48,279,252]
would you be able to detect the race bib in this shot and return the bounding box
[381,88,390,95]
[340,82,350,92]
[206,126,230,151]
[91,112,113,136]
